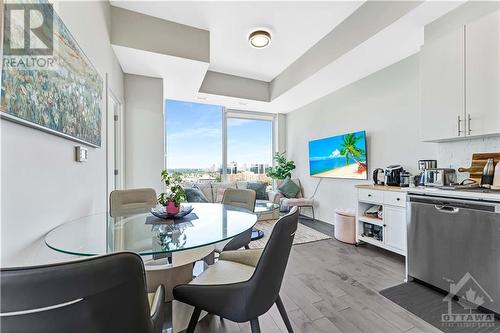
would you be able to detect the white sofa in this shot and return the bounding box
[184,181,279,221]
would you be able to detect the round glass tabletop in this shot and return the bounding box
[45,203,257,257]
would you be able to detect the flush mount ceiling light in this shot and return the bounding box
[248,29,271,49]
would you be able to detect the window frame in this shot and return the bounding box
[164,100,276,182]
[223,108,276,182]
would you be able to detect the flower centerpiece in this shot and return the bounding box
[158,170,186,215]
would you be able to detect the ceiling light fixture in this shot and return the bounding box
[248,29,271,49]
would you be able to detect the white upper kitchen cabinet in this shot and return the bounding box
[420,27,465,142]
[465,10,500,137]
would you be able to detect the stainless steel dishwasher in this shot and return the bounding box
[407,194,500,314]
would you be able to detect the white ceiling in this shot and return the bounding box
[110,1,464,113]
[112,45,210,102]
[110,1,364,82]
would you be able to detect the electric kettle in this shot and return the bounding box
[373,168,385,185]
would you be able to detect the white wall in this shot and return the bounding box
[124,74,164,194]
[438,137,500,183]
[1,1,124,267]
[286,54,438,224]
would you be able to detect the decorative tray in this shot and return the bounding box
[151,205,194,219]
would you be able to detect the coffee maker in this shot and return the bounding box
[385,165,404,186]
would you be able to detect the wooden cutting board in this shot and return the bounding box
[458,152,500,183]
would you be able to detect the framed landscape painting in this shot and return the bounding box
[0,2,103,147]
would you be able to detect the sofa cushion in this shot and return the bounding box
[281,197,314,207]
[184,186,209,203]
[279,178,300,198]
[196,183,214,202]
[246,181,268,200]
[211,182,237,203]
[215,187,227,203]
[236,181,248,189]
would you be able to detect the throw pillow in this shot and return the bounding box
[246,181,268,200]
[236,181,248,189]
[215,187,226,203]
[279,178,300,198]
[184,186,209,203]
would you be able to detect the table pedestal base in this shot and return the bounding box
[146,263,193,302]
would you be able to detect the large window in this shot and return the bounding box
[226,117,273,184]
[165,100,274,184]
[165,100,223,182]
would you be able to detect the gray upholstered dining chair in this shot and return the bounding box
[216,188,257,252]
[0,252,165,333]
[110,188,157,217]
[173,207,299,333]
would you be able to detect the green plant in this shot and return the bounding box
[266,152,296,180]
[339,133,365,166]
[158,170,186,207]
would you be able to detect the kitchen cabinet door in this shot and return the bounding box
[384,205,406,253]
[466,10,500,137]
[420,27,465,141]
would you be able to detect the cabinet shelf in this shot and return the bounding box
[356,188,407,257]
[358,216,383,226]
[358,234,384,247]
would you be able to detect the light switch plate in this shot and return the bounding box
[75,146,88,162]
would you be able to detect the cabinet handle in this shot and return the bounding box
[368,194,372,197]
[383,224,387,227]
[467,113,471,135]
[457,115,462,136]
[396,198,400,201]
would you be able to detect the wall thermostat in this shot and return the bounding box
[75,146,88,162]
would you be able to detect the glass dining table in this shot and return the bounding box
[45,203,257,257]
[44,203,257,333]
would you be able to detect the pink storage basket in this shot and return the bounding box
[334,208,356,244]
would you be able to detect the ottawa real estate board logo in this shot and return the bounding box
[441,272,496,329]
[3,3,56,69]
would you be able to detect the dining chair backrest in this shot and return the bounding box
[110,188,157,217]
[0,253,154,333]
[222,188,256,211]
[220,188,257,251]
[244,207,299,320]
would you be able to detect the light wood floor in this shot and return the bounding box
[195,233,442,333]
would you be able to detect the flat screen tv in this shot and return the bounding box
[309,130,367,179]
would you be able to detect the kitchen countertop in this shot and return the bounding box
[355,184,407,193]
[405,186,500,202]
[355,184,500,202]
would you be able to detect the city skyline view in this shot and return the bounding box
[165,100,273,171]
[165,100,222,170]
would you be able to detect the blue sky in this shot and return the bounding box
[309,131,366,161]
[227,117,272,167]
[165,100,272,169]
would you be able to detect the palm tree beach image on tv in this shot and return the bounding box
[308,131,367,179]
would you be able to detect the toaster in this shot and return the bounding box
[422,168,457,187]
